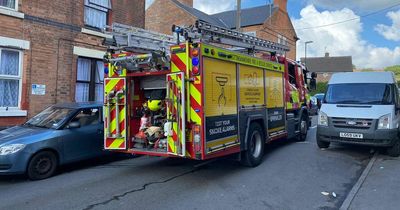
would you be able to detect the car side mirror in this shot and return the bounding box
[67,121,81,129]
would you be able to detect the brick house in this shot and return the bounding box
[0,0,145,128]
[146,0,298,59]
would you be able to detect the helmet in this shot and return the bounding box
[148,100,162,112]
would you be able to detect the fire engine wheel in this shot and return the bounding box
[27,151,58,180]
[241,123,265,167]
[296,115,308,142]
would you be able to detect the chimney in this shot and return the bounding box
[274,0,287,12]
[325,52,329,57]
[176,0,193,7]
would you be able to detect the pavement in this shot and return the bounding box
[348,154,400,210]
[0,117,398,210]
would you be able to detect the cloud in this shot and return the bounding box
[194,0,236,14]
[375,9,400,41]
[305,0,396,12]
[145,0,155,9]
[293,5,400,69]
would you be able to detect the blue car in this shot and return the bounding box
[0,102,105,180]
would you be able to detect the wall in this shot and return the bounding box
[0,0,145,128]
[145,0,196,35]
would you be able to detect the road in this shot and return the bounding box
[0,117,375,210]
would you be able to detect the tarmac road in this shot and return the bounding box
[0,117,375,210]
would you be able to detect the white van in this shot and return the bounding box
[317,72,400,156]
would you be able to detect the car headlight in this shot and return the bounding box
[0,144,26,155]
[318,111,328,126]
[378,114,391,129]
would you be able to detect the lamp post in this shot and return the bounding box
[304,41,313,66]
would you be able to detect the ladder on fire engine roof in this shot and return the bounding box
[103,23,179,71]
[104,22,177,54]
[175,20,290,55]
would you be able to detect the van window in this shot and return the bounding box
[325,83,394,105]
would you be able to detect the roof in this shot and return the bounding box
[212,4,275,29]
[171,0,227,27]
[54,102,102,109]
[329,72,395,84]
[300,56,353,73]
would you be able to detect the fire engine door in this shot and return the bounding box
[166,72,186,156]
[104,78,127,150]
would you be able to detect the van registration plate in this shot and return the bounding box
[340,132,363,139]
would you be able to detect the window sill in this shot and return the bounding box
[0,7,24,19]
[0,109,27,117]
[81,28,112,39]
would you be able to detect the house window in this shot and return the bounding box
[75,57,104,102]
[84,0,111,29]
[0,0,16,10]
[0,48,21,109]
[278,34,287,45]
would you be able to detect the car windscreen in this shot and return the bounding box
[25,107,75,129]
[325,83,395,105]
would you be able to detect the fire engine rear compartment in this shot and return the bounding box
[127,74,170,154]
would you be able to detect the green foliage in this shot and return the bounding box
[310,82,328,95]
[385,65,400,80]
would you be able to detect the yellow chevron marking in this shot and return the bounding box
[105,79,119,93]
[189,83,201,105]
[190,108,201,124]
[109,107,126,134]
[108,138,124,149]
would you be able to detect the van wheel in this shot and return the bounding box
[317,137,330,149]
[241,123,265,167]
[296,115,308,142]
[387,139,400,157]
[27,151,58,180]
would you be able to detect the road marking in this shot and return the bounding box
[339,152,378,210]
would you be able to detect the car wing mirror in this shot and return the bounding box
[67,121,81,129]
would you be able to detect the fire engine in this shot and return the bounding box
[103,21,311,166]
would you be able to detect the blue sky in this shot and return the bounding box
[146,0,400,69]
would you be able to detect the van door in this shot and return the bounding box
[166,72,186,156]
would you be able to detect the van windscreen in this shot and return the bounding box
[325,83,394,105]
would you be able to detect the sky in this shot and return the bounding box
[145,0,400,69]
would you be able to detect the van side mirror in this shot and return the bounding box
[67,121,81,129]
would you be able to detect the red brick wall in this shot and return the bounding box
[0,0,145,127]
[111,0,145,27]
[145,0,196,35]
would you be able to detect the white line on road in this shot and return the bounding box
[339,152,378,210]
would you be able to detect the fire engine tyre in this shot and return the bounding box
[27,151,58,180]
[387,139,400,157]
[316,137,330,149]
[296,114,308,142]
[241,123,265,167]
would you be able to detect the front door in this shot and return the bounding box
[62,108,103,162]
[166,72,186,156]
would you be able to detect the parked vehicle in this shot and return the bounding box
[309,96,319,116]
[102,21,312,167]
[0,102,105,180]
[313,93,325,109]
[317,72,400,156]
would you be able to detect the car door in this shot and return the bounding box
[62,107,103,162]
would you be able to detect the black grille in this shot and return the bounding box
[331,117,373,129]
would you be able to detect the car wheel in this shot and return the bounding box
[27,151,58,180]
[387,139,400,157]
[296,114,308,142]
[241,123,265,167]
[317,137,330,149]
